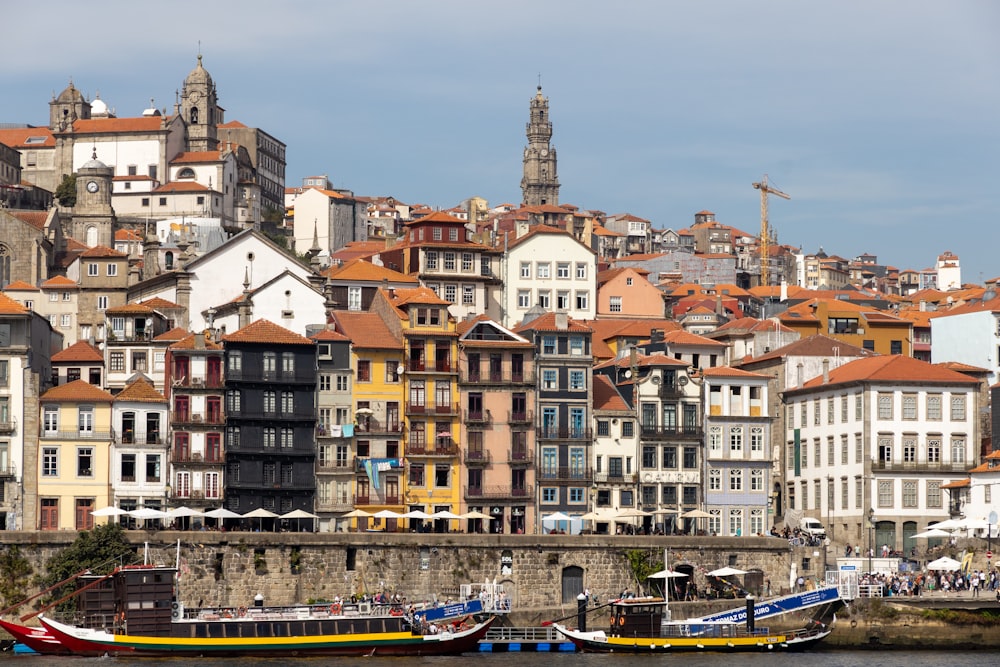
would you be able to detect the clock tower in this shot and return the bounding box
[181,54,223,152]
[520,85,560,206]
[71,147,115,247]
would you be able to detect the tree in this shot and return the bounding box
[39,523,137,611]
[623,548,663,596]
[0,545,34,611]
[54,174,77,208]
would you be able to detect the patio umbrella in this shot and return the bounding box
[204,508,242,519]
[91,506,127,517]
[461,511,494,521]
[280,509,319,532]
[430,510,462,520]
[927,519,962,531]
[243,507,278,531]
[342,509,372,518]
[128,508,169,520]
[648,569,688,579]
[541,511,573,522]
[615,508,652,518]
[913,528,952,539]
[167,506,205,518]
[372,509,402,520]
[402,510,433,520]
[926,556,962,571]
[708,566,748,577]
[957,518,990,532]
[681,509,712,519]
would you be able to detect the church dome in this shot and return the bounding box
[55,80,85,104]
[184,54,214,89]
[81,147,110,171]
[90,93,110,117]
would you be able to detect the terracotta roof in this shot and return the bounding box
[513,312,592,334]
[739,334,878,365]
[701,366,769,379]
[139,296,183,310]
[388,286,451,307]
[40,378,114,402]
[935,361,991,373]
[322,258,418,284]
[594,353,688,371]
[0,292,29,315]
[168,332,223,350]
[7,210,51,231]
[310,328,350,342]
[2,280,39,291]
[218,120,249,128]
[593,375,631,412]
[329,241,389,264]
[795,355,981,390]
[80,245,127,258]
[115,377,166,403]
[72,117,169,134]
[170,150,226,164]
[660,329,727,347]
[40,275,78,288]
[223,319,314,345]
[154,327,193,342]
[106,303,155,315]
[52,340,104,363]
[153,181,212,193]
[115,229,144,241]
[940,478,970,489]
[330,311,402,349]
[0,126,55,148]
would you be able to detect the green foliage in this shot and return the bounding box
[623,549,663,591]
[0,545,35,611]
[262,205,284,224]
[40,523,137,609]
[55,174,77,207]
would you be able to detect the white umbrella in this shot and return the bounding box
[91,506,127,517]
[402,510,433,520]
[913,528,952,539]
[957,518,990,532]
[128,508,169,519]
[461,511,494,521]
[541,511,572,522]
[167,506,205,518]
[431,510,462,520]
[204,508,242,519]
[927,556,962,571]
[243,508,278,519]
[372,509,402,519]
[708,566,748,577]
[681,509,712,519]
[648,569,688,579]
[342,509,372,518]
[280,509,319,520]
[927,519,962,531]
[615,508,652,519]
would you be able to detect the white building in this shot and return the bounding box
[501,226,596,328]
[783,355,981,555]
[930,291,1000,385]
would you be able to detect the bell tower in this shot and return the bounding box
[520,85,560,206]
[181,54,223,152]
[71,147,115,248]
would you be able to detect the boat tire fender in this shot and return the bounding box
[330,602,342,615]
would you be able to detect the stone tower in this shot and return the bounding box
[71,147,115,248]
[49,79,91,131]
[181,55,223,152]
[520,85,560,206]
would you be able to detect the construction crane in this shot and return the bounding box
[753,175,791,288]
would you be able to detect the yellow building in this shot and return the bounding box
[373,286,462,532]
[37,379,114,530]
[776,298,912,356]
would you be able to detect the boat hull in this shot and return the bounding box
[40,614,494,657]
[0,619,68,655]
[554,623,831,653]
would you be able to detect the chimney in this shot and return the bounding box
[780,280,788,302]
[822,358,830,384]
[919,299,926,312]
[195,332,205,349]
[555,312,568,330]
[796,362,804,388]
[715,294,724,316]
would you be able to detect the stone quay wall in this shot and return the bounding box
[0,532,795,614]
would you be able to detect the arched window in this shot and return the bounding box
[164,251,174,270]
[86,226,98,248]
[0,244,11,288]
[178,168,196,179]
[190,107,199,124]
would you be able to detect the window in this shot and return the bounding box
[840,395,848,422]
[927,480,942,508]
[517,290,530,308]
[462,285,474,305]
[575,263,587,279]
[683,446,697,469]
[729,469,743,491]
[903,436,916,462]
[536,263,550,279]
[556,291,569,310]
[597,420,609,436]
[336,374,350,391]
[520,262,531,278]
[878,480,893,508]
[78,406,94,436]
[444,252,456,271]
[426,252,438,270]
[950,394,966,421]
[357,360,371,382]
[626,277,633,286]
[902,394,917,420]
[462,253,473,271]
[877,393,893,420]
[537,290,550,308]
[609,296,622,313]
[951,437,965,463]
[750,426,763,456]
[146,454,161,483]
[569,369,585,390]
[87,263,98,277]
[444,284,456,303]
[729,508,743,536]
[750,468,764,491]
[432,227,442,241]
[542,369,558,390]
[575,291,589,310]
[226,390,241,413]
[902,480,917,508]
[541,488,557,503]
[77,447,93,477]
[42,447,59,476]
[348,286,362,311]
[828,436,835,466]
[890,340,903,355]
[557,262,570,278]
[642,446,657,469]
[855,393,863,420]
[709,468,721,490]
[621,421,634,438]
[449,228,458,242]
[110,352,125,372]
[926,394,942,420]
[841,435,849,464]
[813,399,821,425]
[729,427,743,454]
[121,453,136,482]
[542,336,556,355]
[107,263,118,277]
[827,397,834,424]
[319,375,331,392]
[927,437,941,463]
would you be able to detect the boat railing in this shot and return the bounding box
[485,625,563,642]
[187,602,407,622]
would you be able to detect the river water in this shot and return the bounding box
[4,651,995,666]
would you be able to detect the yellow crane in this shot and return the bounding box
[753,175,790,287]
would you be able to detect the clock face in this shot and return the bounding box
[86,181,99,193]
[541,148,549,157]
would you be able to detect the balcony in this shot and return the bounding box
[537,426,592,441]
[658,383,685,398]
[116,430,165,446]
[593,472,637,484]
[537,466,593,483]
[873,460,970,473]
[315,498,354,513]
[0,466,16,479]
[354,495,401,506]
[459,370,535,385]
[171,451,221,465]
[508,448,534,466]
[172,376,224,390]
[407,359,455,374]
[405,442,459,457]
[173,413,225,427]
[464,485,532,500]
[41,429,113,440]
[316,460,354,473]
[463,449,492,466]
[0,417,17,434]
[464,409,492,425]
[355,418,404,435]
[508,410,534,425]
[639,424,701,440]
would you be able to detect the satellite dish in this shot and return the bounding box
[624,370,632,379]
[651,375,661,384]
[396,364,405,376]
[678,376,689,386]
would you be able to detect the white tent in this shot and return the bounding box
[926,556,962,571]
[91,506,127,517]
[648,569,688,579]
[707,566,748,577]
[204,508,242,519]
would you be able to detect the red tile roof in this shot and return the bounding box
[40,275,78,288]
[223,319,314,345]
[0,292,29,315]
[513,312,592,334]
[40,379,114,402]
[701,366,769,379]
[795,355,980,390]
[155,327,194,342]
[139,296,183,310]
[6,210,50,231]
[593,375,631,412]
[322,258,418,284]
[115,377,166,403]
[168,332,223,350]
[52,340,104,363]
[73,117,169,134]
[2,280,39,291]
[310,328,350,342]
[330,311,401,349]
[80,245,127,258]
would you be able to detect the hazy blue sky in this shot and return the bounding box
[4,1,999,282]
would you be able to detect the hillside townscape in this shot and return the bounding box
[2,56,999,565]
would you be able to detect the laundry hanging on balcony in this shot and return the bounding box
[361,458,401,490]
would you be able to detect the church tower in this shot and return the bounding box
[71,148,115,248]
[49,79,91,131]
[181,55,223,152]
[520,85,560,206]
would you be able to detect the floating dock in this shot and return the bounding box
[478,626,576,652]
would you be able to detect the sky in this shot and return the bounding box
[4,1,999,284]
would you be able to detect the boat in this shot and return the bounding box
[554,586,842,653]
[0,620,66,655]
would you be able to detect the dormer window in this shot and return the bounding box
[178,168,196,179]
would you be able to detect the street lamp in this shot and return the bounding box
[867,508,875,574]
